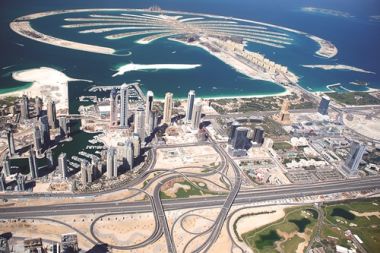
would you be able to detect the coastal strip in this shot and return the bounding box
[169,37,298,86]
[0,67,92,111]
[302,64,375,74]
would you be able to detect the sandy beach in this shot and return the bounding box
[0,67,91,111]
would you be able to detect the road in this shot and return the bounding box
[1,176,378,219]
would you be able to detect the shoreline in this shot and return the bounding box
[0,67,92,111]
[169,37,298,86]
[319,83,378,94]
[150,89,291,102]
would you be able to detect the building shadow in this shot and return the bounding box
[86,244,109,253]
[0,232,12,240]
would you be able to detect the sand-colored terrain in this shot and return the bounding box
[0,67,91,111]
[155,145,220,169]
[164,182,192,198]
[92,212,156,246]
[343,113,380,141]
[228,205,288,252]
[0,187,144,208]
[350,210,380,218]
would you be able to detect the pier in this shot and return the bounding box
[88,82,146,102]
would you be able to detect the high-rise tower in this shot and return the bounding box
[47,98,57,129]
[110,88,118,125]
[58,153,68,179]
[134,106,145,140]
[163,92,173,124]
[20,95,29,120]
[2,157,11,177]
[119,84,129,128]
[186,90,196,122]
[7,130,16,156]
[59,117,68,138]
[147,110,157,135]
[33,124,42,155]
[106,147,117,179]
[35,96,43,117]
[343,141,366,176]
[39,115,50,147]
[318,95,330,115]
[132,134,141,158]
[0,173,6,192]
[228,121,241,144]
[191,101,202,130]
[46,148,53,168]
[228,126,250,157]
[253,126,265,145]
[28,149,38,179]
[145,90,154,130]
[125,140,134,170]
[231,127,249,150]
[16,174,25,191]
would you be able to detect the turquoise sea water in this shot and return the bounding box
[0,0,379,102]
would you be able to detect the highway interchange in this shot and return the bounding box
[1,135,380,252]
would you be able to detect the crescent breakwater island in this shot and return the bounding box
[9,8,339,95]
[306,35,338,58]
[112,63,202,77]
[302,64,376,74]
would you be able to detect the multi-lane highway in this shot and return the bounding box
[1,176,378,219]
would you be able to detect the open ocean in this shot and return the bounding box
[1,0,379,102]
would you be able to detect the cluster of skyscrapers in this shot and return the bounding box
[0,232,79,253]
[105,134,140,181]
[228,121,265,156]
[109,84,158,139]
[1,94,71,191]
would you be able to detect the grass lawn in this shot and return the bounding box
[160,180,222,199]
[159,191,171,199]
[242,207,317,253]
[0,96,19,107]
[280,234,305,252]
[322,198,380,253]
[328,92,380,105]
[272,142,293,151]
